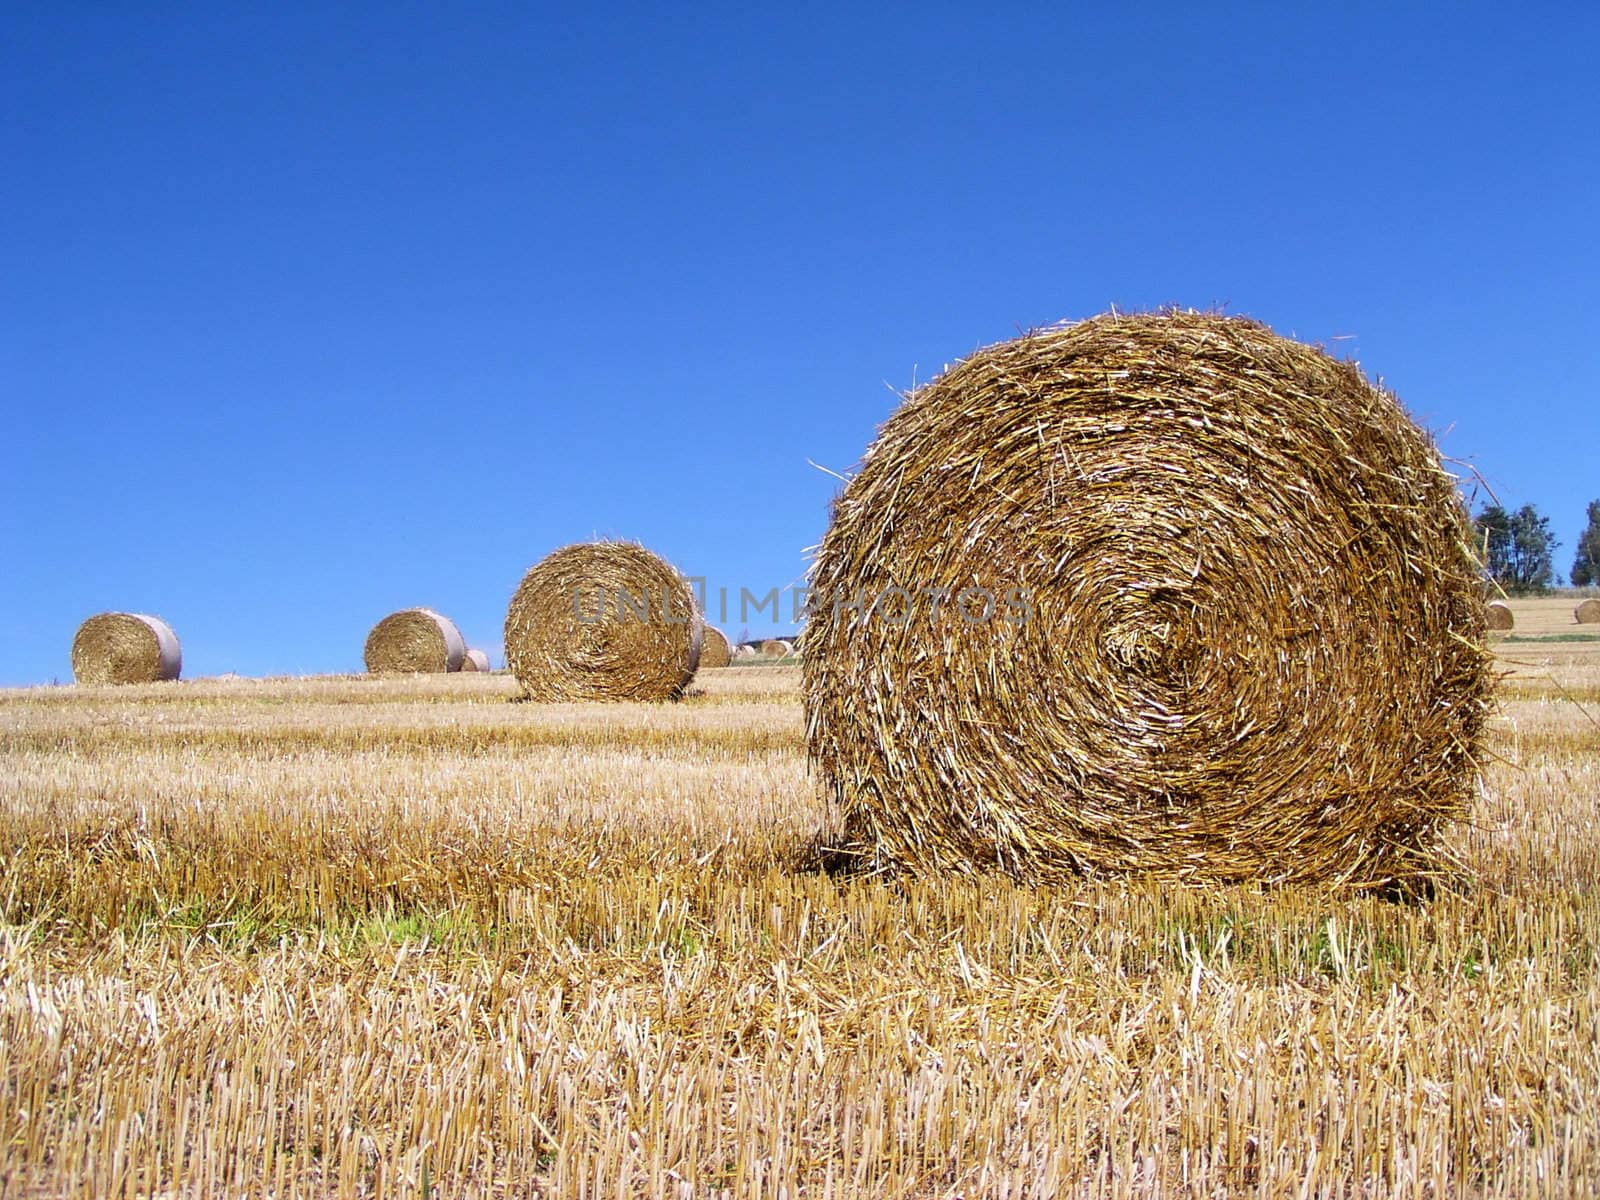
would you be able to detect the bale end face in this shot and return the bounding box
[364,609,466,673]
[72,613,182,685]
[504,541,702,702]
[1575,599,1600,625]
[699,627,733,670]
[803,311,1493,889]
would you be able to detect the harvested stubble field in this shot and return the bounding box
[2,605,1598,1198]
[1492,597,1600,670]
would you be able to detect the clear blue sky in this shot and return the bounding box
[3,4,1597,685]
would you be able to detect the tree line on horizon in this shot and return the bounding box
[1472,498,1600,594]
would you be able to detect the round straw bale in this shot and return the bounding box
[804,311,1493,889]
[734,643,758,659]
[1485,601,1515,631]
[71,612,182,684]
[1575,599,1600,624]
[460,648,492,672]
[364,608,466,673]
[760,639,793,658]
[504,542,702,701]
[699,626,733,669]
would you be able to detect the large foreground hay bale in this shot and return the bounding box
[460,648,492,672]
[364,609,466,673]
[1576,599,1600,625]
[699,626,733,669]
[504,542,701,701]
[71,613,182,684]
[1485,601,1515,631]
[804,311,1493,888]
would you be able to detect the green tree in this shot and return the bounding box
[1474,504,1511,581]
[1474,502,1559,593]
[1572,500,1600,587]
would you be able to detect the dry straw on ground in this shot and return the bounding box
[805,310,1493,889]
[760,639,792,658]
[70,612,182,685]
[0,660,1595,1194]
[1486,601,1516,631]
[460,648,492,672]
[505,542,702,701]
[699,626,732,669]
[1576,599,1600,624]
[363,609,466,674]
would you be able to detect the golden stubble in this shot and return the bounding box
[1,620,1597,1198]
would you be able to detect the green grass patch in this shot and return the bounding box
[1501,633,1600,644]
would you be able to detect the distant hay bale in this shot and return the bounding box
[460,648,492,672]
[1485,601,1515,631]
[1576,599,1600,624]
[364,609,466,673]
[733,644,758,659]
[760,639,792,658]
[504,541,702,701]
[71,613,182,685]
[804,311,1493,889]
[699,626,732,669]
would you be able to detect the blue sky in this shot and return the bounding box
[3,3,1597,685]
